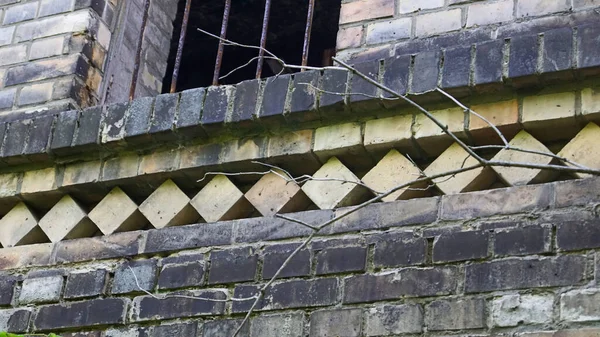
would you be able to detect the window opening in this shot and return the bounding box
[160,0,342,93]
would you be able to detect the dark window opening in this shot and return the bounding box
[162,0,342,92]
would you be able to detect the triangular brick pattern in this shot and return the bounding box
[0,124,598,247]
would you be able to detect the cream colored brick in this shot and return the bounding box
[139,149,179,175]
[581,87,600,120]
[414,107,466,156]
[267,130,313,158]
[245,171,311,216]
[314,122,371,169]
[467,0,514,27]
[340,0,394,24]
[30,35,65,60]
[362,149,426,201]
[364,114,413,152]
[39,195,96,242]
[337,26,363,50]
[400,0,444,13]
[522,92,577,141]
[302,157,369,209]
[62,161,102,186]
[415,9,462,37]
[21,167,57,194]
[139,179,199,228]
[558,122,600,178]
[101,154,140,181]
[517,0,570,18]
[89,187,147,235]
[366,18,411,45]
[314,122,362,153]
[0,202,44,247]
[492,130,557,186]
[220,137,265,163]
[424,142,494,194]
[191,175,253,222]
[0,173,18,198]
[522,92,576,123]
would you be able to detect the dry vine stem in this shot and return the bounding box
[128,29,600,337]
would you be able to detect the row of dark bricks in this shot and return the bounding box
[1,210,599,332]
[0,18,598,165]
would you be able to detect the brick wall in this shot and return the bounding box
[0,178,599,336]
[102,0,175,104]
[337,0,600,62]
[0,0,118,117]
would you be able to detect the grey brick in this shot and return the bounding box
[146,322,198,337]
[442,46,471,89]
[158,257,205,290]
[555,177,600,207]
[2,119,29,159]
[0,27,15,47]
[64,270,107,299]
[132,290,226,321]
[350,61,379,103]
[319,69,347,111]
[23,114,53,156]
[231,79,260,124]
[344,267,458,303]
[495,225,552,256]
[232,214,317,243]
[73,105,103,148]
[39,0,74,17]
[208,247,257,284]
[19,276,63,304]
[0,89,15,110]
[465,256,586,293]
[373,236,426,268]
[560,289,600,322]
[0,278,15,306]
[176,87,205,132]
[260,74,290,121]
[509,35,539,78]
[149,93,178,134]
[5,54,82,86]
[203,319,249,337]
[383,54,410,97]
[474,39,504,85]
[102,102,128,143]
[0,308,32,333]
[310,309,362,337]
[34,298,128,330]
[233,278,338,312]
[201,85,232,131]
[111,260,157,294]
[315,246,366,275]
[144,221,232,254]
[441,184,553,220]
[124,96,153,139]
[365,304,423,336]
[0,44,28,67]
[557,219,600,251]
[289,70,318,120]
[426,298,486,330]
[262,243,311,279]
[543,27,573,72]
[251,312,304,337]
[578,24,600,69]
[411,51,440,93]
[3,1,38,25]
[433,230,489,263]
[54,231,142,264]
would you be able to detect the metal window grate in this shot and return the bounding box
[129,0,319,99]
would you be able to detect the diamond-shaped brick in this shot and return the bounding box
[558,122,600,179]
[245,171,311,216]
[491,130,558,186]
[424,142,495,195]
[362,149,427,201]
[302,157,369,209]
[38,195,97,242]
[89,187,147,235]
[191,175,253,222]
[139,179,200,228]
[0,202,44,247]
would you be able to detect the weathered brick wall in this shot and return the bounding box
[0,178,599,336]
[0,0,116,117]
[337,0,600,63]
[102,0,175,104]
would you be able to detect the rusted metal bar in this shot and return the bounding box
[255,0,272,78]
[212,0,232,86]
[170,0,193,93]
[301,0,316,71]
[129,0,151,100]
